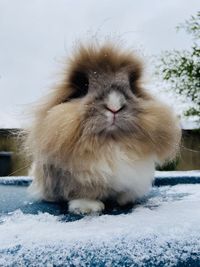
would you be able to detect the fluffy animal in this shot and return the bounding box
[25,42,181,214]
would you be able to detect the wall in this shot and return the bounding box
[177,130,200,170]
[0,129,28,176]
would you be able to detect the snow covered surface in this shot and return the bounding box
[0,176,32,185]
[0,173,200,266]
[0,171,200,184]
[155,170,200,177]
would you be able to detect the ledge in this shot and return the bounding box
[1,171,200,186]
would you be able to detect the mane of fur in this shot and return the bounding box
[24,42,181,201]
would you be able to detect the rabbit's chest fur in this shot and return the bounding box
[93,147,155,199]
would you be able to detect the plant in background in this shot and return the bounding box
[155,12,200,118]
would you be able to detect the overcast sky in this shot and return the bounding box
[0,0,199,124]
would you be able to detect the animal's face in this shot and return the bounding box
[66,69,145,138]
[41,44,150,141]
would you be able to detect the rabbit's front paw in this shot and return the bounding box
[68,199,105,214]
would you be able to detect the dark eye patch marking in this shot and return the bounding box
[128,71,142,95]
[68,71,89,100]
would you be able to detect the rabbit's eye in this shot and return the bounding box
[69,71,89,99]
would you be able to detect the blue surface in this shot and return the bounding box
[0,174,200,267]
[1,174,200,218]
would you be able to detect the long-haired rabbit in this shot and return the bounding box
[25,42,181,214]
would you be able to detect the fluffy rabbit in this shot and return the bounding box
[25,43,181,214]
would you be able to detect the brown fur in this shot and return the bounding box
[24,42,181,203]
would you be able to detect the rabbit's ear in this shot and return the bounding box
[68,71,89,99]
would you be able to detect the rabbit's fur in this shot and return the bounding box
[25,43,181,214]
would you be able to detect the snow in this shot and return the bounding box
[0,183,200,266]
[0,176,32,185]
[155,170,200,177]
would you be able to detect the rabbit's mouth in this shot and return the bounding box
[99,115,132,137]
[83,104,136,138]
[105,110,128,131]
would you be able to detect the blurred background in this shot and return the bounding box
[0,0,199,176]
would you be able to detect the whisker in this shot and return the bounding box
[7,163,31,176]
[180,144,200,153]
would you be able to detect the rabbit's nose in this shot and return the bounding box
[105,90,126,114]
[106,105,125,114]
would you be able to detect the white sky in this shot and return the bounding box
[0,0,199,125]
